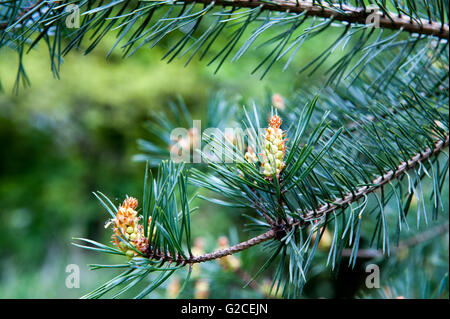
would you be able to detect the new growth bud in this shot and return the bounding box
[243,114,287,180]
[106,196,152,258]
[262,115,286,178]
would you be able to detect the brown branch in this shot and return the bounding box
[187,0,449,40]
[2,0,449,39]
[190,229,276,262]
[145,229,276,264]
[297,135,450,224]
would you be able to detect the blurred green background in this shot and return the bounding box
[0,22,448,298]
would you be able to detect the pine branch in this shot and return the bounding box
[2,1,448,90]
[143,135,448,266]
[2,1,448,39]
[186,0,449,39]
[294,134,450,224]
[145,229,276,265]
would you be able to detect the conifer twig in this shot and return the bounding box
[145,229,276,264]
[146,135,449,265]
[1,0,448,39]
[185,0,450,39]
[296,135,449,224]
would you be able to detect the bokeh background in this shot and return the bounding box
[0,23,448,298]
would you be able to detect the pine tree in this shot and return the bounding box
[1,0,448,298]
